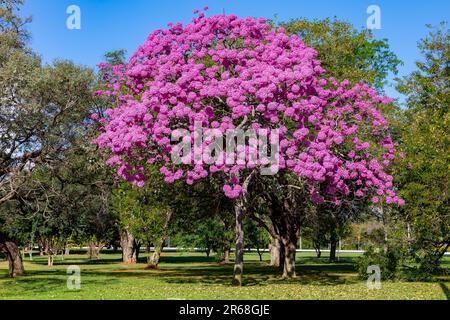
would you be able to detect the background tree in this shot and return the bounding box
[0,0,103,276]
[170,176,235,263]
[395,23,449,273]
[244,219,269,262]
[281,18,402,91]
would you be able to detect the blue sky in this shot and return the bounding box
[20,0,450,101]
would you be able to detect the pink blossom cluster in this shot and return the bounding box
[93,8,404,206]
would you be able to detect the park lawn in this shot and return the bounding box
[0,252,449,300]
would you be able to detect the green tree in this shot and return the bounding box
[1,59,115,265]
[0,0,104,276]
[244,219,269,262]
[111,182,173,266]
[395,23,449,273]
[281,18,402,91]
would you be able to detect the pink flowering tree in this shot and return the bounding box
[93,8,403,286]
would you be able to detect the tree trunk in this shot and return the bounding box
[329,232,338,263]
[146,243,151,263]
[89,241,104,259]
[0,237,25,278]
[256,246,263,262]
[120,229,137,263]
[135,243,141,263]
[29,244,33,261]
[231,172,255,286]
[313,240,322,258]
[221,246,230,264]
[43,238,61,266]
[381,204,389,254]
[47,254,54,267]
[266,176,304,279]
[232,197,245,286]
[280,225,299,279]
[406,222,412,249]
[87,242,100,260]
[282,240,297,278]
[147,210,173,269]
[383,230,389,254]
[269,204,299,278]
[269,236,282,267]
[148,239,165,268]
[148,245,162,267]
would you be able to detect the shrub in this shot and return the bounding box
[357,246,400,280]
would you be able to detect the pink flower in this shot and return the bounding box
[334,135,344,145]
[355,190,364,197]
[92,11,401,204]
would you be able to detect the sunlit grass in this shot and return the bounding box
[0,252,448,300]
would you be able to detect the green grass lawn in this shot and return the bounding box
[0,252,449,300]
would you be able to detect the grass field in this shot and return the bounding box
[1,252,449,300]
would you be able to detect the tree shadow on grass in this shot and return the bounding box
[439,283,450,300]
[27,257,124,267]
[60,259,359,287]
[0,255,361,291]
[135,255,216,264]
[157,255,216,264]
[0,273,123,296]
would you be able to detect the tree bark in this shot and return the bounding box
[256,246,263,262]
[406,222,412,247]
[282,239,297,278]
[135,243,141,262]
[43,238,62,266]
[269,197,300,278]
[329,232,338,263]
[0,237,25,278]
[381,204,389,254]
[147,210,173,269]
[148,245,162,267]
[29,244,33,261]
[231,172,255,286]
[87,242,98,260]
[47,254,54,267]
[269,236,282,267]
[87,240,105,260]
[316,248,322,258]
[314,242,322,258]
[232,197,245,286]
[220,244,230,264]
[120,229,138,263]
